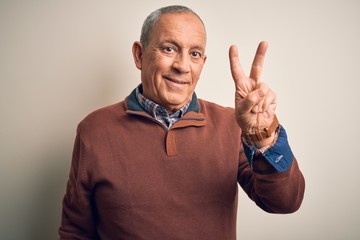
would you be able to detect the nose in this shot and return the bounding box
[172,53,191,73]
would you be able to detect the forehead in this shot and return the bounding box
[150,12,206,47]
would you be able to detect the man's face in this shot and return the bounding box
[134,12,207,113]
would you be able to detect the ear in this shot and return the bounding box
[132,41,143,70]
[203,55,207,65]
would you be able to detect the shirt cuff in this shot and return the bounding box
[242,125,294,173]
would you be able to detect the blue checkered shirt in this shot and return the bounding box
[135,85,191,129]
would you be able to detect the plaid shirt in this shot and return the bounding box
[136,85,191,129]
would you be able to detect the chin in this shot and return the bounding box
[166,96,189,106]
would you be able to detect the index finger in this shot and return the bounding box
[250,41,268,84]
[229,44,248,93]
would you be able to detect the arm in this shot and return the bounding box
[238,153,305,214]
[238,125,305,213]
[59,125,99,239]
[230,42,305,213]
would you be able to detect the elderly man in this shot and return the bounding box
[59,5,305,240]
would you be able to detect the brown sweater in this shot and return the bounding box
[59,91,305,240]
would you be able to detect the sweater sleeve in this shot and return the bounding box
[237,126,305,214]
[59,124,99,239]
[242,125,294,172]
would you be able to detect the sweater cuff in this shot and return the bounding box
[242,125,294,173]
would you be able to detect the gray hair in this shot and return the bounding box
[140,5,205,47]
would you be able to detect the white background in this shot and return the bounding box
[1,1,359,239]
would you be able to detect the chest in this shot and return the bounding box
[89,121,241,213]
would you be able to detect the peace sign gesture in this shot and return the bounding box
[229,41,277,146]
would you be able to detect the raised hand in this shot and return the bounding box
[229,41,277,146]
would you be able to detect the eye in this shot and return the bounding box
[191,51,202,58]
[163,47,174,53]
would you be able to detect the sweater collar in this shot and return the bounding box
[126,85,201,113]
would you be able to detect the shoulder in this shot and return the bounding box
[198,98,238,127]
[77,101,126,132]
[198,98,235,116]
[197,98,240,137]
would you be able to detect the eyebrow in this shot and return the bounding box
[160,40,205,53]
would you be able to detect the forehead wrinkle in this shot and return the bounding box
[156,29,206,51]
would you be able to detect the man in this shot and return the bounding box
[59,5,305,240]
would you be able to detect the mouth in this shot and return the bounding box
[163,76,189,85]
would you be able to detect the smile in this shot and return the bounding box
[164,76,189,85]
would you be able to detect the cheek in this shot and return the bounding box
[156,59,173,73]
[191,64,204,81]
[146,57,172,83]
[152,51,172,67]
[143,58,162,79]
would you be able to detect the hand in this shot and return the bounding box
[229,41,277,146]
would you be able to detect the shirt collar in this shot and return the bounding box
[135,84,191,120]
